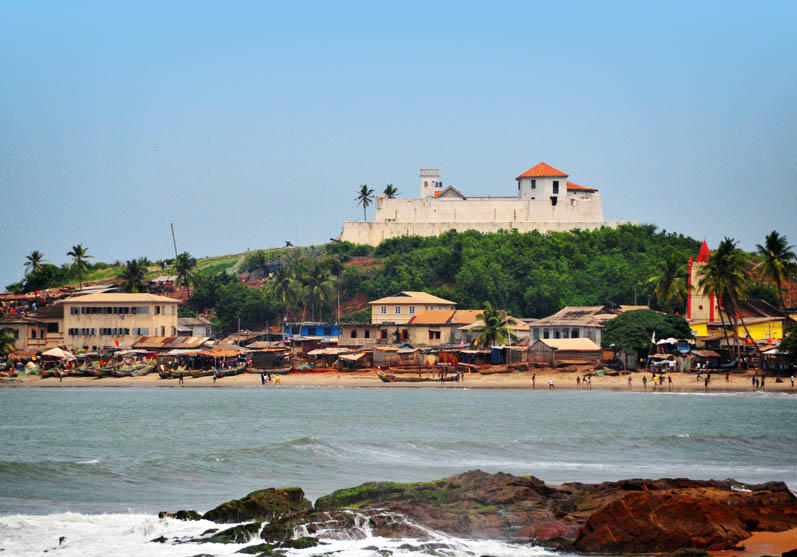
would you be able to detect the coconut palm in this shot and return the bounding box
[647,255,688,314]
[24,250,46,275]
[271,267,300,319]
[355,185,375,221]
[0,328,16,355]
[472,301,516,347]
[698,238,762,363]
[383,184,399,199]
[174,252,198,299]
[303,263,336,321]
[67,244,93,289]
[755,230,797,322]
[118,258,148,293]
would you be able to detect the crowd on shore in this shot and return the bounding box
[2,367,795,392]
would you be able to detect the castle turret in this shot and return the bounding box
[688,240,718,322]
[420,169,441,198]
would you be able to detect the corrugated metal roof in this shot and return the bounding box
[534,338,601,351]
[60,293,181,304]
[369,291,455,306]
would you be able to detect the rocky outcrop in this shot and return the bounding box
[191,471,797,554]
[202,487,312,523]
[158,509,202,521]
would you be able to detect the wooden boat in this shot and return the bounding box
[190,369,214,378]
[40,368,63,378]
[376,371,459,383]
[130,363,155,377]
[214,365,246,378]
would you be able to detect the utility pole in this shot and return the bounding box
[170,223,179,259]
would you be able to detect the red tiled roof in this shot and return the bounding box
[566,181,598,192]
[696,240,711,263]
[516,162,568,179]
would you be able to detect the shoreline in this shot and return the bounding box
[2,369,795,392]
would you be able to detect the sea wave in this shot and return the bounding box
[0,511,557,557]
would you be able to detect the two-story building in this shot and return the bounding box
[369,291,456,325]
[59,293,180,351]
[0,305,65,352]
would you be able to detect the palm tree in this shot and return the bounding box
[383,184,399,199]
[24,250,46,275]
[472,301,516,347]
[647,256,688,314]
[755,230,797,322]
[271,267,300,320]
[355,185,375,221]
[174,252,198,299]
[0,328,16,355]
[303,263,336,321]
[118,258,148,293]
[698,238,763,364]
[67,244,93,289]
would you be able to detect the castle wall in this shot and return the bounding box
[373,194,604,224]
[340,220,638,246]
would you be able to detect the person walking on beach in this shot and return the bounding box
[642,376,647,390]
[725,371,729,382]
[576,375,581,389]
[791,375,794,388]
[760,376,765,391]
[548,378,554,390]
[260,372,265,386]
[178,373,183,384]
[704,376,709,391]
[531,373,536,389]
[628,375,632,390]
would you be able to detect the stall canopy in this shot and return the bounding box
[200,348,246,358]
[41,347,76,360]
[307,347,351,356]
[338,352,367,361]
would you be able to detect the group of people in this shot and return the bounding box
[632,373,674,390]
[260,372,281,385]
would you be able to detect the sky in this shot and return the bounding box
[2,1,796,288]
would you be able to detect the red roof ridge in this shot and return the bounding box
[516,162,568,179]
[566,181,598,192]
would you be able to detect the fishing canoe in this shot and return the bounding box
[214,365,247,378]
[376,371,459,383]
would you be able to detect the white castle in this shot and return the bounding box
[340,162,637,245]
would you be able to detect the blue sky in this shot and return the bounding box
[2,1,796,288]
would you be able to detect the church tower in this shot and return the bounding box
[420,169,441,198]
[687,240,719,322]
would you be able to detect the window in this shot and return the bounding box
[531,179,536,189]
[47,323,58,333]
[429,330,441,340]
[307,327,317,336]
[571,329,579,338]
[161,326,165,336]
[171,327,176,335]
[30,329,36,339]
[70,307,79,315]
[324,327,332,336]
[543,329,550,339]
[562,329,569,338]
[155,306,161,315]
[550,196,558,206]
[351,330,358,338]
[533,329,540,340]
[380,329,388,339]
[291,325,300,334]
[409,306,415,314]
[554,330,561,339]
[364,329,370,339]
[424,181,428,187]
[133,328,149,335]
[401,329,408,340]
[395,306,401,314]
[380,306,387,314]
[552,181,559,194]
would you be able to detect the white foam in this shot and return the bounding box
[0,512,557,556]
[77,459,100,464]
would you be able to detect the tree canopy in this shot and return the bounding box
[601,309,693,356]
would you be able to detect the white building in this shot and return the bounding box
[340,162,637,245]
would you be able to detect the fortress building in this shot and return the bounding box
[340,162,637,245]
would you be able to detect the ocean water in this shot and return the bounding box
[0,387,795,555]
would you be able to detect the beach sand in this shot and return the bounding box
[2,369,795,392]
[711,527,797,556]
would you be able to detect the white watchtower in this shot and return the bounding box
[420,169,441,198]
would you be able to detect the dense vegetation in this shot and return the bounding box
[11,226,795,338]
[602,309,693,355]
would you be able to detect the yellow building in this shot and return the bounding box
[369,291,456,325]
[59,293,180,351]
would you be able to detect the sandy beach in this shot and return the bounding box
[2,369,795,392]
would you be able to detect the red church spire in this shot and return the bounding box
[696,240,710,263]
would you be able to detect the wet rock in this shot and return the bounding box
[200,528,218,536]
[203,487,311,523]
[158,509,202,520]
[150,535,168,543]
[278,536,319,549]
[203,522,261,544]
[236,542,275,554]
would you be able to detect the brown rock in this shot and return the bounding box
[202,487,312,523]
